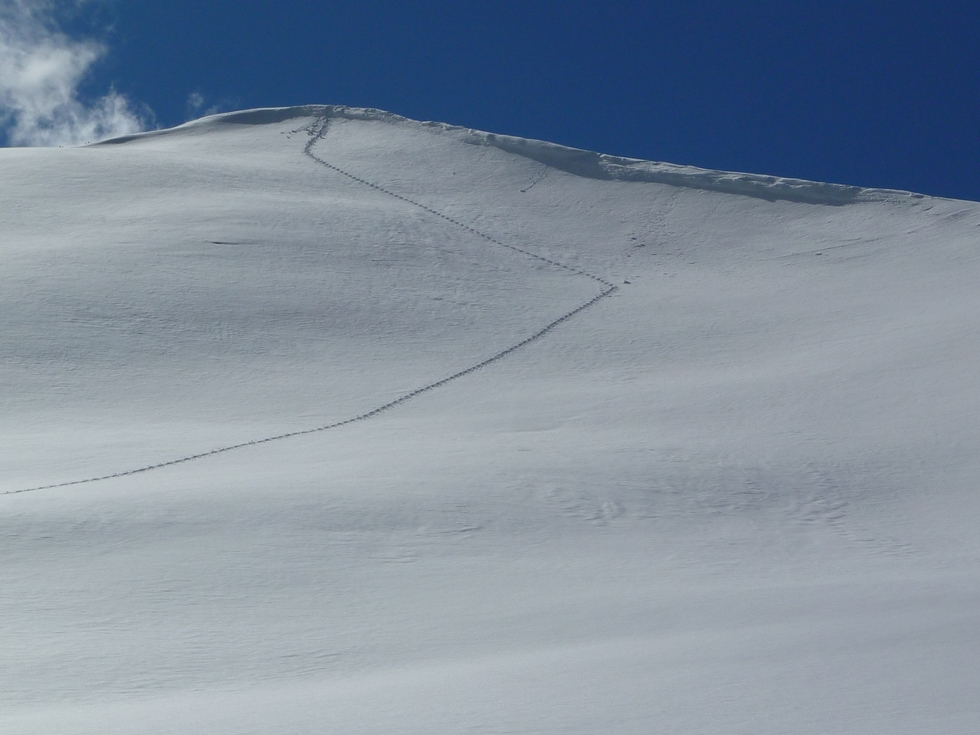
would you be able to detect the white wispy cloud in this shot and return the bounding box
[0,0,147,146]
[185,90,233,121]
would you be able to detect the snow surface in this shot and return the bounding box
[2,105,980,733]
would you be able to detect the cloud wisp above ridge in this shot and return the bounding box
[0,0,146,146]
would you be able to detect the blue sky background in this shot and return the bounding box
[3,0,979,201]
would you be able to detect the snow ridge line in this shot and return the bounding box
[5,119,615,497]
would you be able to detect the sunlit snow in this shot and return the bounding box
[2,106,979,734]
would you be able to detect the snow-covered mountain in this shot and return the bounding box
[3,106,979,734]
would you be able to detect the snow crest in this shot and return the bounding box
[98,104,892,205]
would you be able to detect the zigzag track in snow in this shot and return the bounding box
[4,116,616,497]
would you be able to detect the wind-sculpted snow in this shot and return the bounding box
[100,105,881,204]
[460,130,866,204]
[3,107,980,735]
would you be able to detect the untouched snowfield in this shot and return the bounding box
[2,106,980,733]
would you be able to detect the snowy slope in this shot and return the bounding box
[2,106,980,734]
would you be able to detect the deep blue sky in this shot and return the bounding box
[65,1,980,200]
